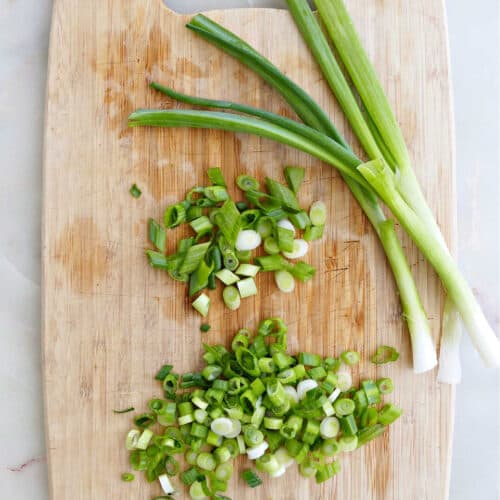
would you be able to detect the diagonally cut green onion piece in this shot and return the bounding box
[215,268,239,285]
[189,259,214,296]
[192,294,210,317]
[204,185,229,202]
[241,469,262,488]
[148,218,166,252]
[207,166,226,187]
[214,199,241,248]
[179,242,211,275]
[236,264,260,277]
[164,202,187,228]
[265,177,301,212]
[236,278,257,299]
[284,166,305,194]
[146,250,169,270]
[189,216,213,236]
[309,201,327,227]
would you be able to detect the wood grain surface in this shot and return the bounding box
[42,1,456,498]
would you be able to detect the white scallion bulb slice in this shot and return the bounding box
[277,218,296,235]
[296,379,318,400]
[320,416,340,439]
[223,419,242,438]
[336,371,352,391]
[282,239,309,259]
[235,229,262,251]
[274,270,295,293]
[211,417,234,436]
[283,385,299,404]
[327,387,341,403]
[269,465,287,478]
[159,474,176,494]
[247,441,269,460]
[274,447,295,468]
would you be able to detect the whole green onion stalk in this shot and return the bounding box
[129,12,500,369]
[295,0,472,379]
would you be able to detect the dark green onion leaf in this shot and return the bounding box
[207,167,227,187]
[113,407,135,414]
[146,250,169,270]
[284,166,305,193]
[129,184,142,198]
[241,469,263,488]
[265,177,301,212]
[214,200,241,247]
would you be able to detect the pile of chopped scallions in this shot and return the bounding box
[146,167,325,317]
[120,318,401,498]
[128,0,500,377]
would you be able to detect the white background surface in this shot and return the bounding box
[0,0,498,498]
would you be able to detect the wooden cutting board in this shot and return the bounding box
[42,1,456,498]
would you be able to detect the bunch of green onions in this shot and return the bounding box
[128,1,500,378]
[121,318,401,498]
[146,166,324,316]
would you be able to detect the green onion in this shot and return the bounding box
[263,237,280,255]
[215,268,239,285]
[315,462,340,483]
[288,211,310,230]
[189,216,214,236]
[196,452,216,471]
[309,201,327,226]
[164,203,186,228]
[181,466,202,486]
[298,352,322,367]
[192,293,210,317]
[284,166,305,193]
[274,270,295,293]
[319,416,340,439]
[239,209,261,229]
[113,407,135,414]
[121,472,135,482]
[357,424,387,447]
[241,469,263,488]
[222,286,241,311]
[276,226,294,253]
[179,242,211,275]
[236,263,260,277]
[235,229,262,252]
[148,219,166,252]
[304,225,324,241]
[207,167,227,187]
[236,175,260,191]
[371,345,400,365]
[287,261,316,282]
[129,184,141,198]
[214,199,241,247]
[361,380,381,405]
[360,407,378,428]
[341,350,360,366]
[255,453,280,475]
[282,239,309,260]
[204,185,229,202]
[378,404,403,425]
[265,177,301,212]
[236,277,257,298]
[377,378,394,395]
[200,323,211,333]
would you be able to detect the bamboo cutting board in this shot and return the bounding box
[42,1,456,499]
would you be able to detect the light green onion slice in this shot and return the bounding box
[136,429,154,450]
[304,225,324,241]
[189,216,214,235]
[283,385,299,405]
[207,167,227,187]
[256,453,281,475]
[236,435,246,454]
[309,201,327,226]
[192,294,210,317]
[215,269,239,285]
[338,435,358,452]
[148,219,166,252]
[371,345,400,364]
[236,263,260,277]
[341,350,360,366]
[284,166,305,193]
[236,174,259,191]
[377,378,394,395]
[235,229,262,251]
[319,417,340,440]
[129,183,142,198]
[125,429,140,450]
[204,185,229,202]
[224,419,242,438]
[223,286,241,310]
[335,371,352,391]
[256,217,274,238]
[196,452,217,471]
[236,277,257,298]
[321,438,341,457]
[274,446,295,468]
[327,388,341,404]
[296,379,318,400]
[282,239,309,259]
[263,237,280,255]
[189,480,206,499]
[274,270,295,293]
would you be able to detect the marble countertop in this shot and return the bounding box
[0,0,498,498]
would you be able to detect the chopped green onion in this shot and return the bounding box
[276,226,294,253]
[296,379,318,400]
[309,201,327,226]
[284,166,305,193]
[113,407,135,414]
[361,380,381,405]
[298,352,322,367]
[256,217,274,238]
[215,268,239,285]
[304,225,324,241]
[196,452,216,471]
[357,424,387,447]
[287,261,316,281]
[282,239,309,259]
[214,200,241,247]
[288,211,310,230]
[236,277,257,298]
[207,167,226,187]
[378,404,403,425]
[263,237,280,255]
[360,407,378,428]
[241,469,263,488]
[239,209,261,229]
[377,378,394,395]
[164,203,186,228]
[338,435,358,452]
[223,286,241,311]
[256,453,281,474]
[235,229,262,252]
[129,184,141,198]
[236,175,259,191]
[255,254,287,271]
[236,263,260,277]
[246,441,269,460]
[371,345,400,364]
[204,185,229,202]
[190,216,214,236]
[341,350,360,366]
[200,323,211,333]
[192,294,210,317]
[340,414,358,436]
[181,466,202,486]
[265,177,301,212]
[148,219,166,252]
[319,416,340,438]
[121,472,135,482]
[179,242,211,275]
[315,461,340,483]
[274,270,295,293]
